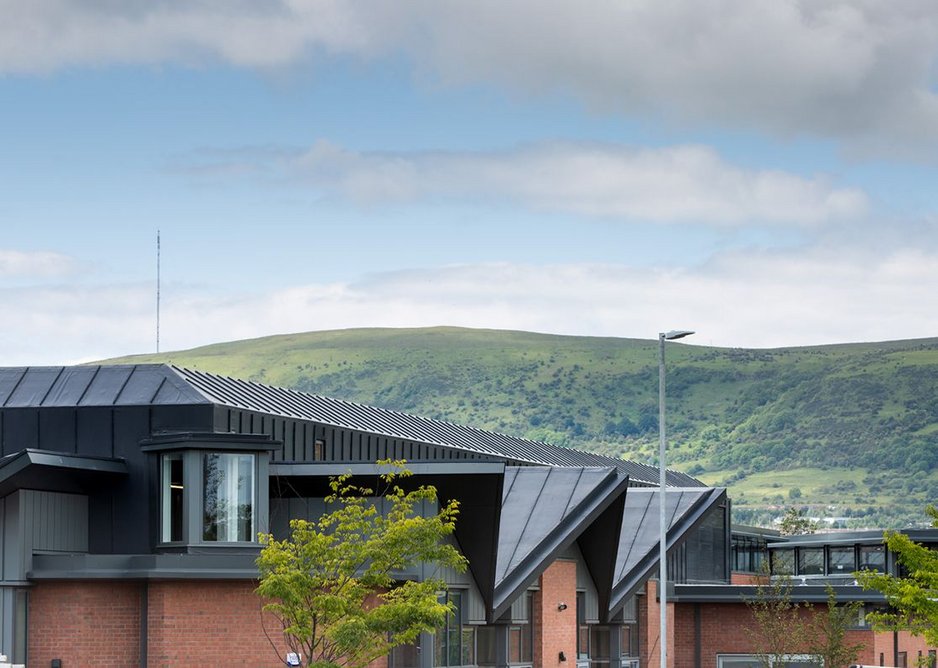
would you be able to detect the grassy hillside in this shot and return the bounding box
[107,327,938,529]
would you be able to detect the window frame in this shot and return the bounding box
[158,448,263,547]
[434,590,476,668]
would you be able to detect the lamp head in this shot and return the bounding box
[660,330,695,341]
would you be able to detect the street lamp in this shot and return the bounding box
[658,329,694,668]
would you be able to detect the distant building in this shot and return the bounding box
[0,365,934,667]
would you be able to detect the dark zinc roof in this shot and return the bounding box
[173,366,701,487]
[0,365,208,407]
[493,466,629,618]
[0,365,702,487]
[610,486,727,613]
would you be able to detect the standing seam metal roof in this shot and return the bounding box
[172,366,701,486]
[0,365,702,486]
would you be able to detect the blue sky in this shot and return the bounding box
[3,1,938,364]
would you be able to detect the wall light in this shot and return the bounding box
[557,602,568,611]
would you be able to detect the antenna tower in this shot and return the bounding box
[156,230,161,353]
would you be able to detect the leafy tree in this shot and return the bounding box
[857,505,938,646]
[746,569,808,668]
[807,585,864,668]
[747,572,862,668]
[778,507,818,535]
[256,461,467,668]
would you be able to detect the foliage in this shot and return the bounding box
[807,585,864,668]
[857,506,938,646]
[746,571,862,668]
[746,569,808,668]
[106,326,938,528]
[255,461,467,668]
[778,507,818,535]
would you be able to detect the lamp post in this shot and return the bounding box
[658,329,694,668]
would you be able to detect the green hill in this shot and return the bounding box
[106,327,938,529]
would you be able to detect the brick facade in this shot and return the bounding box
[28,581,143,668]
[533,560,577,668]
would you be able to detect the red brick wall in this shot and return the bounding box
[27,579,397,668]
[666,600,875,668]
[643,579,675,667]
[873,629,938,667]
[534,560,577,668]
[146,580,289,667]
[28,581,143,668]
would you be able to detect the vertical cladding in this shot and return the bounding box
[533,560,577,668]
[28,581,143,668]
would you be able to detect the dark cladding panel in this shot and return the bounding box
[77,407,113,458]
[2,409,39,454]
[110,406,155,554]
[150,404,214,433]
[79,366,133,405]
[39,407,77,454]
[0,368,27,406]
[4,367,61,407]
[43,367,99,406]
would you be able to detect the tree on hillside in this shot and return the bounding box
[256,461,467,668]
[857,505,938,646]
[778,507,818,535]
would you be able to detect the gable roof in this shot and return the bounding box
[0,364,703,487]
[492,466,629,619]
[608,486,727,616]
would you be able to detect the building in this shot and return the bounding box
[0,364,934,667]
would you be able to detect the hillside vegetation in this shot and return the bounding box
[107,327,938,528]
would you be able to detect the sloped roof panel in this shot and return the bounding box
[0,366,210,407]
[43,366,100,406]
[171,366,699,486]
[4,366,62,407]
[609,486,727,614]
[491,466,630,618]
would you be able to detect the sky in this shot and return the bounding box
[3,1,938,365]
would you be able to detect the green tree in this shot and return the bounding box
[807,585,864,668]
[746,569,809,668]
[256,461,468,668]
[778,506,818,535]
[857,505,938,646]
[747,574,862,668]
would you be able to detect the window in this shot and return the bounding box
[161,453,185,542]
[733,535,767,574]
[159,449,259,545]
[435,591,475,668]
[859,545,886,572]
[202,453,255,542]
[798,548,824,575]
[771,549,795,575]
[827,546,855,574]
[928,649,936,668]
[898,651,908,667]
[577,591,589,660]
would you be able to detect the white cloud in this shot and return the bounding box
[4,1,938,151]
[0,249,76,278]
[3,245,937,365]
[188,140,868,226]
